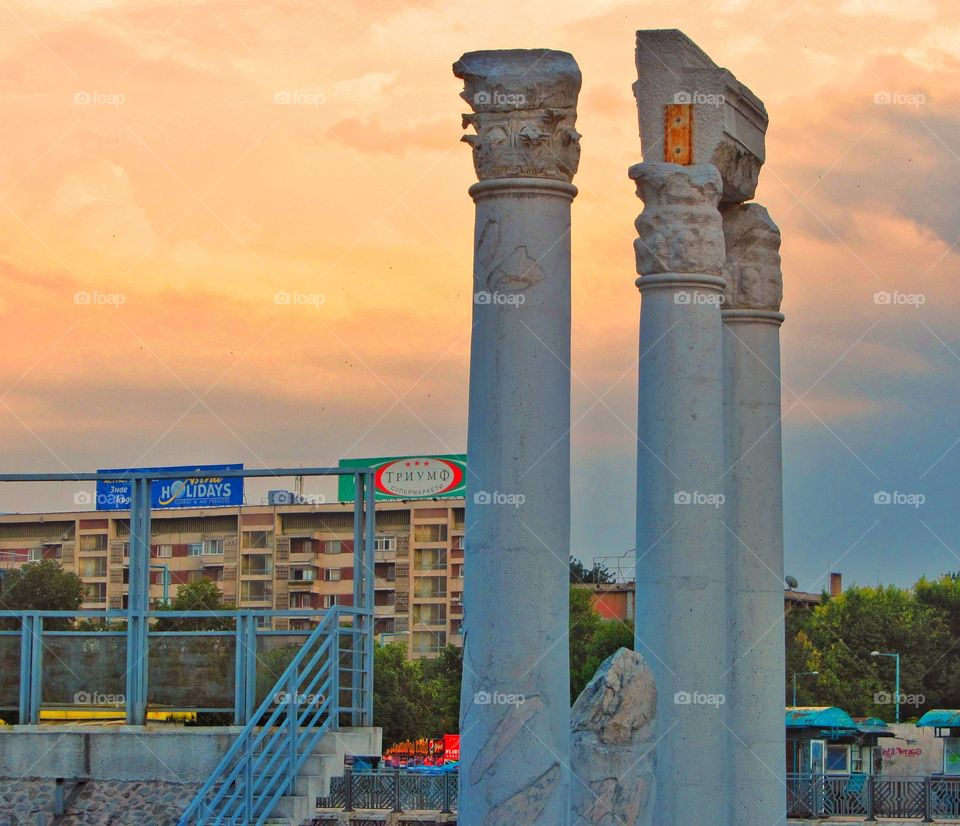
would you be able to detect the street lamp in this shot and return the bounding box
[792,670,819,707]
[871,650,901,723]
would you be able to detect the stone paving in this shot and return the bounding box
[0,778,201,825]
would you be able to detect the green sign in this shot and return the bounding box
[338,454,467,502]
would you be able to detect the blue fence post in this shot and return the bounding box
[364,471,375,726]
[352,473,363,728]
[245,613,257,722]
[125,477,151,725]
[233,613,246,724]
[865,773,876,820]
[287,667,298,789]
[331,609,340,730]
[343,767,354,812]
[29,614,42,724]
[18,614,32,724]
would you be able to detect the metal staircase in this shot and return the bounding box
[179,608,350,825]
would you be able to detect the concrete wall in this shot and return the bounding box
[0,724,380,781]
[880,723,943,776]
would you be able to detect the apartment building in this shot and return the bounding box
[0,498,465,659]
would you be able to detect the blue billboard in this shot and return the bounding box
[95,464,244,510]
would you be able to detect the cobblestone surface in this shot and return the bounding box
[0,778,201,825]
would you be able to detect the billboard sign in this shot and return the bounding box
[338,454,466,502]
[95,464,244,511]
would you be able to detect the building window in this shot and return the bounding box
[412,630,446,654]
[413,576,446,599]
[324,568,342,582]
[414,549,447,571]
[451,535,464,550]
[79,534,107,552]
[322,595,335,608]
[323,540,342,554]
[451,563,464,578]
[28,548,42,562]
[242,530,273,549]
[81,558,106,577]
[188,542,203,556]
[156,544,173,558]
[413,603,446,626]
[826,745,850,775]
[84,582,107,603]
[122,541,130,558]
[203,539,224,555]
[413,524,447,543]
[290,566,315,582]
[944,738,960,775]
[375,535,397,552]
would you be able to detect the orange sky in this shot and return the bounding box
[3,0,960,587]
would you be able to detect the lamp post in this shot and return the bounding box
[792,671,819,707]
[872,650,901,723]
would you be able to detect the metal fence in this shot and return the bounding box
[319,769,458,813]
[787,773,960,820]
[0,466,376,726]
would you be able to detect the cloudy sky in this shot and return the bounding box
[1,0,959,592]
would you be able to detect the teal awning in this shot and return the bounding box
[917,710,960,728]
[786,706,857,730]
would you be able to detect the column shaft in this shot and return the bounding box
[631,162,730,824]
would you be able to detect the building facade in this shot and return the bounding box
[0,499,465,659]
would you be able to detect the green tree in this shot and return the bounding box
[786,583,950,719]
[154,579,235,632]
[570,556,615,584]
[0,560,83,630]
[421,644,462,736]
[374,643,432,746]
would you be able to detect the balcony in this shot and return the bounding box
[374,603,395,617]
[289,568,316,587]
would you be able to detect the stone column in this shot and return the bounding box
[722,202,786,825]
[453,49,581,826]
[630,161,729,824]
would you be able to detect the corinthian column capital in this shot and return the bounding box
[721,202,783,313]
[453,49,582,182]
[629,161,726,278]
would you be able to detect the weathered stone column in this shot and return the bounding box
[630,160,729,824]
[722,202,786,826]
[453,49,581,826]
[633,29,775,825]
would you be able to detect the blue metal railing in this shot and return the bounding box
[787,772,960,819]
[179,606,353,825]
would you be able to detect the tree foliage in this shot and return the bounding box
[0,560,83,630]
[570,556,615,584]
[786,578,958,720]
[154,579,235,632]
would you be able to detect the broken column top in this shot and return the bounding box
[453,49,581,182]
[634,29,768,203]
